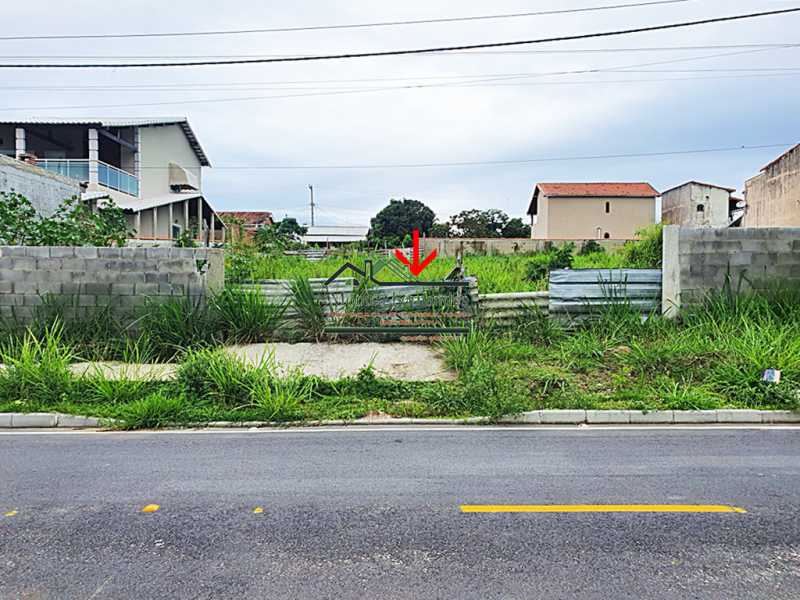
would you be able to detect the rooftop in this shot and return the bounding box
[660,181,737,195]
[217,211,274,225]
[534,182,659,198]
[762,143,800,172]
[1,117,210,167]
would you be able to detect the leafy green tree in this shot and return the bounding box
[276,217,306,238]
[429,222,451,238]
[0,191,38,245]
[450,209,509,238]
[501,217,531,239]
[370,198,435,246]
[0,192,129,246]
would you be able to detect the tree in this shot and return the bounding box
[276,217,306,238]
[450,209,509,238]
[502,217,531,239]
[429,222,451,238]
[0,192,129,246]
[370,198,435,246]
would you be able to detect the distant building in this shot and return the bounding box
[0,118,225,245]
[526,182,659,240]
[217,211,274,242]
[302,225,369,246]
[661,181,744,228]
[743,144,800,227]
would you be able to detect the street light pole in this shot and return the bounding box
[309,185,315,226]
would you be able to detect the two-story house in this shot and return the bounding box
[0,118,225,244]
[526,182,659,240]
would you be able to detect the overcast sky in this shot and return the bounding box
[3,0,799,226]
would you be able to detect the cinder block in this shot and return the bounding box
[81,283,111,296]
[24,247,50,258]
[0,306,14,319]
[11,258,37,271]
[0,281,12,294]
[540,410,586,424]
[761,411,800,424]
[22,295,43,306]
[135,283,158,296]
[13,281,39,294]
[0,295,22,306]
[49,247,75,258]
[629,410,674,424]
[716,410,762,423]
[77,295,96,307]
[673,410,717,424]
[74,247,98,258]
[586,410,631,424]
[158,283,175,295]
[145,272,169,284]
[111,283,135,296]
[61,283,81,295]
[146,248,170,259]
[0,270,25,282]
[0,246,27,257]
[97,248,122,259]
[12,412,57,428]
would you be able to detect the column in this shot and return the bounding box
[14,128,25,159]
[196,197,203,241]
[168,203,174,240]
[135,212,141,239]
[183,200,190,233]
[88,128,99,185]
[153,207,158,241]
[210,213,215,246]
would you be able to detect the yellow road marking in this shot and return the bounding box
[140,504,160,513]
[460,504,747,514]
[253,507,264,514]
[4,510,17,517]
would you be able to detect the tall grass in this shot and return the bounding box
[136,296,216,360]
[289,277,327,341]
[210,286,287,344]
[0,320,74,406]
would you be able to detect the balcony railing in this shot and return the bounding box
[36,158,90,183]
[35,158,139,197]
[98,161,139,197]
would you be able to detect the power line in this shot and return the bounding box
[1,8,798,69]
[0,0,691,42]
[127,144,793,170]
[2,43,797,61]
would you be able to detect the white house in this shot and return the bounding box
[0,118,225,244]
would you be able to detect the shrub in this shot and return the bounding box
[137,297,216,360]
[438,328,502,373]
[210,286,287,343]
[525,243,575,282]
[619,224,663,268]
[289,277,327,341]
[118,392,186,430]
[177,348,270,407]
[248,369,313,421]
[578,240,605,256]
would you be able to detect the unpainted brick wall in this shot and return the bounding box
[0,246,224,324]
[671,227,800,305]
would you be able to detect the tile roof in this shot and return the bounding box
[535,182,659,198]
[217,211,274,225]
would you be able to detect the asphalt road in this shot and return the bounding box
[2,426,800,599]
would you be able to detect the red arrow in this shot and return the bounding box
[394,229,437,276]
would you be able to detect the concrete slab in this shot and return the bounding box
[226,342,455,381]
[586,410,631,424]
[540,410,586,424]
[761,411,800,424]
[716,410,762,424]
[67,343,455,382]
[12,412,57,428]
[629,410,674,424]
[673,410,717,424]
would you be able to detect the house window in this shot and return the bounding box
[697,204,705,212]
[171,223,183,239]
[604,232,610,239]
[605,201,610,214]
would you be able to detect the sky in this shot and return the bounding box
[2,0,799,227]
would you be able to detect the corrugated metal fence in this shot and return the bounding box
[549,269,662,317]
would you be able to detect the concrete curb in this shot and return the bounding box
[1,410,799,429]
[0,413,102,429]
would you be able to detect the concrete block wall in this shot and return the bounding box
[662,225,800,314]
[0,246,224,324]
[0,154,82,218]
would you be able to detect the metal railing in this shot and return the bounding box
[98,161,139,196]
[36,158,90,183]
[34,158,139,197]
